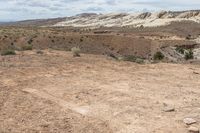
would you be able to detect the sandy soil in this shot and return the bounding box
[1,50,200,133]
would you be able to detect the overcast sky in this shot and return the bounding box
[0,0,200,21]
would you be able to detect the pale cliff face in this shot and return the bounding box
[54,10,200,28]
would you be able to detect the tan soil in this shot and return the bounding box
[1,50,200,133]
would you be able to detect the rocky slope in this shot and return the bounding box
[54,10,200,28]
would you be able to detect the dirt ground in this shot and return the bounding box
[0,50,200,133]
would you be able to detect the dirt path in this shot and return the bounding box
[22,88,90,115]
[1,50,200,133]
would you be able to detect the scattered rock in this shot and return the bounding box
[193,72,200,75]
[188,126,199,133]
[163,106,175,112]
[183,118,197,125]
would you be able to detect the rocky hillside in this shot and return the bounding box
[54,10,200,28]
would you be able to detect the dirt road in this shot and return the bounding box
[1,50,200,133]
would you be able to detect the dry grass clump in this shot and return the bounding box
[71,47,81,57]
[118,55,144,64]
[22,45,33,51]
[1,49,16,56]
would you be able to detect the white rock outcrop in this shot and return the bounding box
[54,10,200,28]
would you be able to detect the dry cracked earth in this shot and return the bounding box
[0,50,200,133]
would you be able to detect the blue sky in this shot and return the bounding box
[0,0,200,21]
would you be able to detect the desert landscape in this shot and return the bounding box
[1,9,200,133]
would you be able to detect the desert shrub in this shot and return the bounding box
[1,49,16,56]
[118,55,144,64]
[184,50,194,60]
[135,58,144,64]
[153,51,164,60]
[22,45,33,50]
[117,56,125,61]
[123,55,137,62]
[105,52,118,60]
[28,39,33,44]
[186,36,190,40]
[36,50,44,54]
[186,34,192,40]
[175,47,185,54]
[71,47,81,57]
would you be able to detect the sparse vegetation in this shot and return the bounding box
[22,45,33,50]
[118,55,144,64]
[71,47,81,57]
[36,50,44,54]
[135,58,145,64]
[175,46,194,60]
[123,55,137,62]
[184,50,194,60]
[175,47,185,54]
[1,49,16,56]
[186,34,192,40]
[28,39,33,44]
[1,14,200,133]
[80,38,83,42]
[117,56,125,61]
[153,51,164,60]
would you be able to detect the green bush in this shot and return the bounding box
[22,45,33,50]
[1,49,16,56]
[153,51,164,60]
[71,47,81,57]
[175,47,184,54]
[184,50,194,60]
